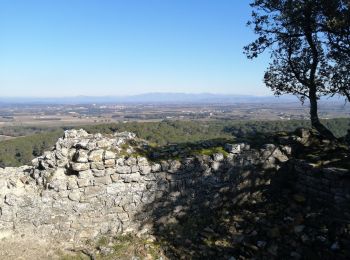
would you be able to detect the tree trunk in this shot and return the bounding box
[309,87,336,140]
[342,89,350,102]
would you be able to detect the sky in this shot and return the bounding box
[0,0,271,97]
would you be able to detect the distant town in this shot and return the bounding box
[0,100,349,129]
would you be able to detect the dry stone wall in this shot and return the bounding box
[293,159,350,208]
[0,129,348,246]
[0,129,291,245]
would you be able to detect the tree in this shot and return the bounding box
[321,0,350,101]
[244,0,336,139]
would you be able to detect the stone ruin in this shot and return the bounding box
[0,129,349,247]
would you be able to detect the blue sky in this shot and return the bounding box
[0,0,270,97]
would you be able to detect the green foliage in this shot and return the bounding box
[192,147,229,157]
[96,236,109,247]
[0,125,65,137]
[0,118,349,167]
[0,130,63,167]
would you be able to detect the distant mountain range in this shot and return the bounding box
[0,93,346,105]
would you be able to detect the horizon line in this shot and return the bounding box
[0,92,282,99]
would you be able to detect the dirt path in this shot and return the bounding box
[0,237,64,260]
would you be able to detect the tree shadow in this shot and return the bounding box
[134,138,350,259]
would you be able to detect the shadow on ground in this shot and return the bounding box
[135,143,350,259]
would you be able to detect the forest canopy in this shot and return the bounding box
[0,118,349,167]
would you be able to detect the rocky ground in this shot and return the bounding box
[0,237,62,260]
[152,182,350,259]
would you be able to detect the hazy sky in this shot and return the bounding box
[0,0,271,97]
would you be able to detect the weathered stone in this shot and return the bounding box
[213,153,224,162]
[71,162,90,172]
[68,148,77,160]
[272,148,289,162]
[119,174,132,183]
[68,190,81,201]
[92,169,106,177]
[74,150,89,163]
[116,158,125,166]
[46,168,67,191]
[0,206,15,221]
[97,139,111,148]
[86,141,97,150]
[77,178,93,188]
[110,174,120,182]
[104,159,116,168]
[131,165,139,173]
[31,158,40,168]
[104,151,116,160]
[78,170,93,179]
[88,150,104,162]
[130,172,141,182]
[225,143,241,154]
[116,166,131,174]
[151,163,161,172]
[139,165,151,175]
[106,183,126,194]
[117,212,129,222]
[160,161,169,171]
[125,157,137,166]
[168,160,181,173]
[211,161,221,171]
[56,147,69,159]
[67,177,78,190]
[91,161,105,170]
[281,145,292,155]
[137,157,148,166]
[84,186,105,198]
[5,193,17,206]
[95,176,112,186]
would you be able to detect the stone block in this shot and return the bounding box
[139,165,151,175]
[104,150,116,160]
[116,166,131,174]
[168,160,181,173]
[68,190,81,201]
[71,162,90,172]
[151,163,161,172]
[88,150,104,162]
[74,150,89,163]
[84,186,105,198]
[117,213,129,222]
[137,157,148,166]
[94,176,112,186]
[104,159,116,168]
[91,162,105,170]
[116,158,125,166]
[78,170,93,179]
[125,157,137,166]
[92,169,106,177]
[97,139,111,148]
[211,161,221,171]
[225,143,241,154]
[110,174,120,182]
[213,153,224,162]
[129,165,138,173]
[77,178,93,188]
[106,183,126,194]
